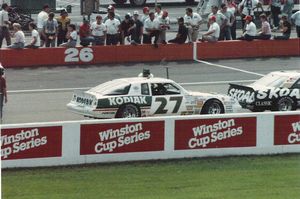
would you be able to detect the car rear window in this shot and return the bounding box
[89,79,131,95]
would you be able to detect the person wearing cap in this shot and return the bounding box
[79,19,95,46]
[157,10,170,44]
[208,6,227,39]
[7,23,25,49]
[154,4,163,18]
[131,11,144,45]
[218,3,234,40]
[168,17,188,44]
[184,7,202,42]
[143,12,160,47]
[103,5,121,23]
[274,14,291,40]
[200,15,220,42]
[291,10,300,38]
[104,12,121,45]
[254,14,271,40]
[120,13,135,45]
[42,12,58,47]
[56,10,71,46]
[91,15,106,45]
[37,4,50,47]
[141,7,150,24]
[237,15,256,41]
[238,0,259,30]
[0,64,7,122]
[0,3,11,48]
[60,24,77,48]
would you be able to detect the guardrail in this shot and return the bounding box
[0,39,299,68]
[1,111,299,168]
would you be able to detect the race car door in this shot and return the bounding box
[149,82,187,116]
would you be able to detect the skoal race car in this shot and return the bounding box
[67,73,240,118]
[228,71,300,112]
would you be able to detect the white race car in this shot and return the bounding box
[67,73,240,118]
[228,70,300,112]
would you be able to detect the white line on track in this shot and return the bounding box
[8,80,256,94]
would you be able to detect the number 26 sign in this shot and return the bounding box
[64,48,94,63]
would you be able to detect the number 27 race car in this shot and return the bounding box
[67,72,240,119]
[228,71,300,112]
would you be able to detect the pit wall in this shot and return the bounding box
[1,111,299,169]
[0,39,299,68]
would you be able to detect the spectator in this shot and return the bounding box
[141,7,150,24]
[238,0,259,29]
[0,64,7,122]
[269,0,281,29]
[7,23,25,49]
[274,14,291,40]
[282,0,294,22]
[157,10,170,44]
[42,12,58,47]
[60,24,77,48]
[200,15,220,42]
[104,12,120,46]
[291,10,300,38]
[237,15,256,41]
[79,19,95,46]
[168,17,188,44]
[143,12,160,48]
[91,15,106,46]
[255,14,271,40]
[226,0,238,39]
[130,11,143,45]
[0,3,11,48]
[25,22,40,49]
[154,4,163,18]
[184,7,202,43]
[37,4,50,47]
[120,13,134,45]
[103,5,121,23]
[218,3,233,40]
[208,6,227,39]
[56,10,71,46]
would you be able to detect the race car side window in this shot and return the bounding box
[291,79,300,89]
[164,83,181,95]
[141,83,150,95]
[151,83,181,96]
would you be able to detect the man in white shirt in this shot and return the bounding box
[238,0,259,29]
[157,10,170,44]
[154,4,163,18]
[104,12,120,45]
[184,7,202,42]
[37,4,50,47]
[291,10,300,38]
[0,3,11,48]
[200,15,220,42]
[238,15,256,41]
[143,12,160,47]
[25,22,41,48]
[7,23,25,49]
[141,7,150,25]
[91,15,106,45]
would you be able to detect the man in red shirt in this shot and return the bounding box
[0,64,7,122]
[79,19,95,46]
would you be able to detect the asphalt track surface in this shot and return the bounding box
[3,56,300,124]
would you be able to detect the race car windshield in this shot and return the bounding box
[89,80,131,95]
[252,74,288,87]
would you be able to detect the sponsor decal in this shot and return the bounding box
[1,126,62,160]
[97,96,152,108]
[80,121,164,155]
[228,88,255,103]
[274,115,300,145]
[175,117,256,150]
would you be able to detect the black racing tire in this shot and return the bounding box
[201,99,225,114]
[129,0,146,6]
[185,0,195,5]
[113,0,127,4]
[116,104,141,118]
[272,97,296,112]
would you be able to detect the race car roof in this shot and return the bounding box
[116,77,176,84]
[271,70,300,78]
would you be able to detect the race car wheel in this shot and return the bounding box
[272,97,296,112]
[113,0,127,4]
[129,0,146,6]
[201,99,225,114]
[116,104,141,118]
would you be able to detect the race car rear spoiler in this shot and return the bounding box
[228,84,256,104]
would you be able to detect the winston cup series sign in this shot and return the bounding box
[274,115,300,145]
[80,121,164,155]
[1,126,62,160]
[175,117,256,150]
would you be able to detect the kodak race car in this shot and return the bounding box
[228,71,300,112]
[67,73,240,119]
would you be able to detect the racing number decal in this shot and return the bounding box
[154,96,183,114]
[65,48,94,63]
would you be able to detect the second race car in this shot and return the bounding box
[67,72,240,118]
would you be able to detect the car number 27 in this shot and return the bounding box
[154,96,183,114]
